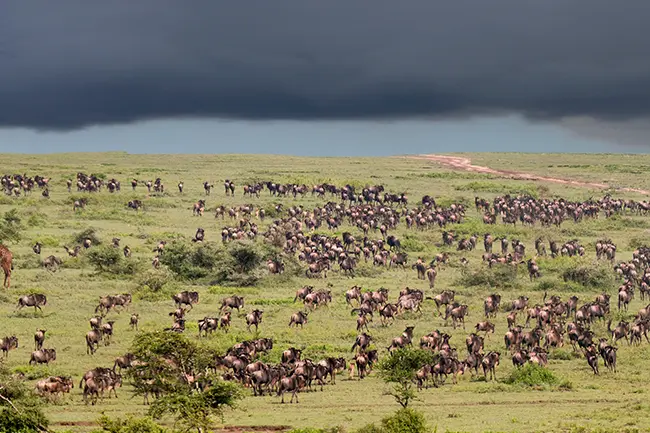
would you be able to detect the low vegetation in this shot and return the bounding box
[1,152,650,433]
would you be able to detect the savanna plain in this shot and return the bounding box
[2,152,650,433]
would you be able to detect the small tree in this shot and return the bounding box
[376,349,434,408]
[0,209,23,244]
[126,332,242,433]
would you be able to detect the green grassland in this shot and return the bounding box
[1,152,650,433]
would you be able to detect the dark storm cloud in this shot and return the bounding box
[2,0,650,129]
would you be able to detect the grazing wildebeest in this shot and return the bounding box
[123,245,132,258]
[0,244,13,288]
[33,242,42,255]
[130,313,139,330]
[246,309,264,332]
[17,294,47,313]
[34,329,47,350]
[127,200,143,211]
[30,348,56,365]
[0,336,18,357]
[221,295,244,311]
[289,311,309,328]
[172,291,199,310]
[35,376,74,399]
[86,329,103,355]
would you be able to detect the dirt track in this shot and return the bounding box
[411,154,650,195]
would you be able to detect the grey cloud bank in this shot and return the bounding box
[2,1,650,130]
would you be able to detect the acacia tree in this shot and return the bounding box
[126,331,242,433]
[377,348,434,408]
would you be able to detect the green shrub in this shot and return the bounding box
[91,415,169,433]
[160,240,269,286]
[561,264,616,289]
[454,181,539,199]
[356,409,430,433]
[137,268,174,292]
[503,364,559,387]
[11,366,52,381]
[134,269,176,301]
[457,265,521,290]
[31,235,59,248]
[628,237,647,250]
[0,365,49,433]
[87,246,142,275]
[72,227,101,245]
[401,235,426,253]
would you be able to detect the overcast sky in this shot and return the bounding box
[1,1,649,154]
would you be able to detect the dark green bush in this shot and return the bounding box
[160,240,269,286]
[87,246,142,275]
[0,365,49,433]
[356,409,430,433]
[72,227,101,245]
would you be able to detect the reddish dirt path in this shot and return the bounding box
[411,154,650,195]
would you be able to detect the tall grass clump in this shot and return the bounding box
[504,364,559,387]
[457,265,522,290]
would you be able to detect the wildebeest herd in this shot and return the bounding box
[4,170,650,414]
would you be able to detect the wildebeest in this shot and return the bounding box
[387,326,415,351]
[17,293,47,313]
[221,295,244,311]
[86,329,103,355]
[130,313,139,330]
[34,329,47,351]
[246,309,264,332]
[172,291,199,310]
[281,347,303,364]
[277,374,306,403]
[113,353,135,373]
[35,376,74,399]
[43,255,63,272]
[482,351,500,380]
[220,311,232,332]
[1,336,18,357]
[289,311,309,328]
[30,348,56,365]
